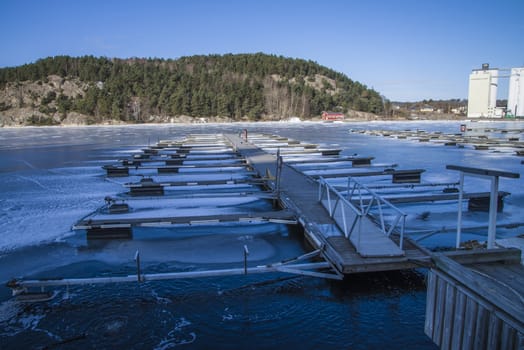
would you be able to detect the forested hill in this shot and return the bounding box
[0,54,383,126]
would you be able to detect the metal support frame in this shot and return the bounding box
[456,172,464,248]
[7,248,342,298]
[275,148,283,198]
[318,176,407,249]
[447,165,519,249]
[457,172,500,248]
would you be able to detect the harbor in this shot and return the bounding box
[1,121,523,349]
[3,1,524,347]
[349,124,524,155]
[11,130,520,282]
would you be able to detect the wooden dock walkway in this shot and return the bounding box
[225,134,430,274]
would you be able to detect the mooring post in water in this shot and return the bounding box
[456,172,464,248]
[273,147,283,208]
[276,147,283,193]
[243,245,249,275]
[135,250,141,283]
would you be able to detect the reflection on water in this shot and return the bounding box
[1,121,522,348]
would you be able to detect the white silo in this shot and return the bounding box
[507,67,523,118]
[467,64,499,118]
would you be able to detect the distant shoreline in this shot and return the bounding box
[2,117,524,130]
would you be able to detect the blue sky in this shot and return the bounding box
[1,0,523,101]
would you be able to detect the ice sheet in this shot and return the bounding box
[1,121,522,254]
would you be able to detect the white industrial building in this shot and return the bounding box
[507,67,523,118]
[467,64,499,118]
[467,64,524,118]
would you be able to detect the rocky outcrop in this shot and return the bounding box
[0,54,386,126]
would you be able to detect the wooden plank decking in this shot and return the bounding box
[426,251,524,349]
[226,134,429,274]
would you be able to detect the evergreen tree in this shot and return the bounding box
[0,53,384,122]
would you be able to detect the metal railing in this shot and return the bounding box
[318,176,407,249]
[318,177,360,239]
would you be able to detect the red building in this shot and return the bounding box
[321,111,345,121]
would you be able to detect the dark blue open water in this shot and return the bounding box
[1,121,522,349]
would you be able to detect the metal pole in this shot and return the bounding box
[318,177,323,201]
[276,147,282,191]
[135,250,141,283]
[456,172,464,249]
[487,176,499,248]
[357,216,362,252]
[243,245,249,275]
[400,215,405,249]
[346,177,351,200]
[274,148,282,208]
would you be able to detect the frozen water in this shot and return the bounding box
[1,121,520,349]
[1,121,522,253]
[0,167,121,251]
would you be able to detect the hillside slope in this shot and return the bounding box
[0,54,383,126]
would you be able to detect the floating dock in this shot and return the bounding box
[15,132,521,276]
[75,209,297,239]
[225,133,431,273]
[349,126,524,155]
